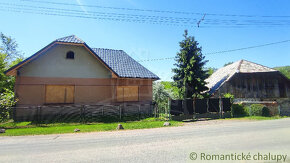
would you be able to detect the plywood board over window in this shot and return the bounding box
[45,85,74,104]
[117,86,138,102]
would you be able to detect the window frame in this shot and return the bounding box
[66,51,75,59]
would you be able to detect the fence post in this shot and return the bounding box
[219,97,223,119]
[12,107,16,121]
[83,105,86,123]
[37,106,41,124]
[138,104,141,120]
[206,98,209,113]
[193,98,196,120]
[119,105,122,120]
[80,105,83,123]
[167,97,171,120]
[153,103,156,118]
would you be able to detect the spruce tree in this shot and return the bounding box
[172,30,209,98]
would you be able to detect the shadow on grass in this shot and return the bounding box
[171,112,233,123]
[0,115,161,129]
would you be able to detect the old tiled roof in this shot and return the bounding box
[92,48,159,79]
[205,60,278,95]
[5,35,159,79]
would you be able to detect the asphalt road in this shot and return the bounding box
[1,118,290,163]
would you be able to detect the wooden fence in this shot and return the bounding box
[12,103,154,123]
[170,98,232,116]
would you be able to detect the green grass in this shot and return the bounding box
[0,118,182,136]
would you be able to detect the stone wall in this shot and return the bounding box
[234,98,290,116]
[276,98,290,116]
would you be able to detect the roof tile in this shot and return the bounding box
[92,48,159,79]
[55,35,84,44]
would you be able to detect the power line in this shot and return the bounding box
[20,0,290,18]
[1,3,290,27]
[137,39,290,62]
[205,39,290,55]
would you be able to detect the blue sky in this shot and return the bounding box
[0,0,290,81]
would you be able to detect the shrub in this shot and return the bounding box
[0,89,17,122]
[153,82,172,115]
[249,104,263,116]
[262,107,270,117]
[249,104,270,117]
[231,104,248,117]
[224,93,234,99]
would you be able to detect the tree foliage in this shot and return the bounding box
[0,89,17,122]
[0,53,13,93]
[224,62,233,67]
[160,81,182,99]
[0,33,23,93]
[172,30,209,98]
[153,82,171,112]
[274,66,290,79]
[0,33,22,64]
[206,67,217,76]
[0,33,23,121]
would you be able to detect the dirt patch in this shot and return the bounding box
[182,118,253,126]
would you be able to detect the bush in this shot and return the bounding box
[231,104,248,117]
[262,107,270,117]
[249,104,263,116]
[248,104,270,117]
[0,89,17,122]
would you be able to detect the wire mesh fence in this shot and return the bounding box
[12,103,154,123]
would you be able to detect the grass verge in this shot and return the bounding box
[0,118,182,136]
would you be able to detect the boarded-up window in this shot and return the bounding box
[45,85,74,104]
[117,86,139,102]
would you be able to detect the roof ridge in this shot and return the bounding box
[72,35,84,43]
[55,35,85,44]
[241,59,278,72]
[92,47,123,51]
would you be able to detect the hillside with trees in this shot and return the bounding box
[274,66,290,79]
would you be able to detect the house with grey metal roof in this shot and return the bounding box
[206,59,289,99]
[5,35,159,109]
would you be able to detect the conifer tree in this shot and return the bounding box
[172,30,209,98]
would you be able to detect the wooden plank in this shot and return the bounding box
[124,86,138,101]
[45,85,74,104]
[117,86,139,102]
[117,86,124,102]
[45,85,65,103]
[65,86,75,103]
